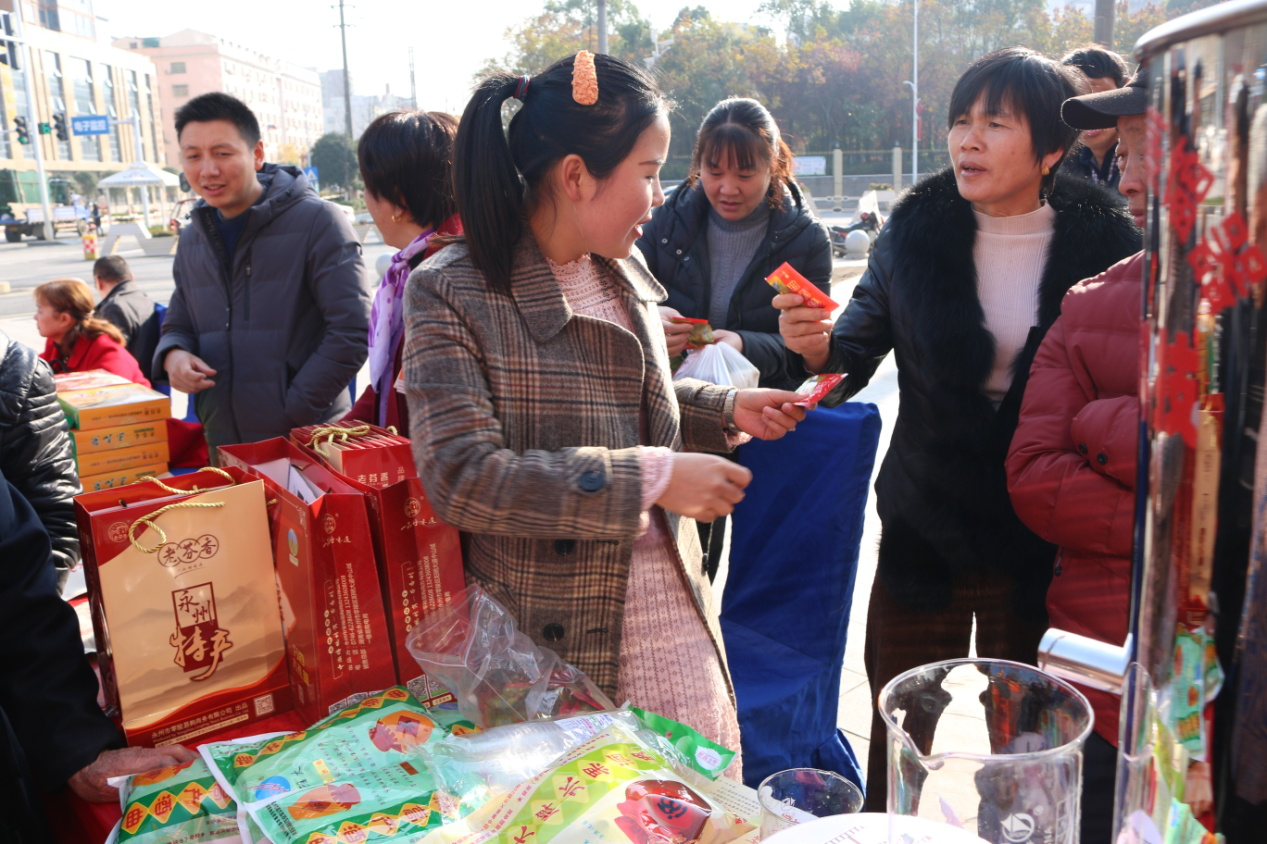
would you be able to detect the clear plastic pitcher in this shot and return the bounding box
[879,658,1093,844]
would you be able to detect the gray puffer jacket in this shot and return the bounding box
[0,331,80,577]
[155,164,371,450]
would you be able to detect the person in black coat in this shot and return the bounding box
[637,97,831,392]
[0,463,195,840]
[777,48,1141,810]
[93,255,159,374]
[0,329,80,587]
[638,98,831,580]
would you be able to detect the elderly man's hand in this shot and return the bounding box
[68,745,200,803]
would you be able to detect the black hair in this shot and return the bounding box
[1061,46,1130,88]
[358,110,458,230]
[175,92,261,147]
[453,53,669,292]
[948,47,1082,195]
[92,255,131,285]
[689,97,794,209]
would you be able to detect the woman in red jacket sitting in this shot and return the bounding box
[34,278,150,387]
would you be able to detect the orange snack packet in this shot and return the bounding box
[766,262,839,311]
[670,316,715,350]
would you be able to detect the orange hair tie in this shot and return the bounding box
[572,50,598,106]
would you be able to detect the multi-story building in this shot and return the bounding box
[0,0,165,207]
[116,29,324,168]
[319,69,414,141]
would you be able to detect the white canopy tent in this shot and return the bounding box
[96,163,180,230]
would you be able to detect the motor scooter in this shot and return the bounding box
[830,211,881,258]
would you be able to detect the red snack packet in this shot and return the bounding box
[669,316,715,350]
[766,262,840,311]
[794,373,844,407]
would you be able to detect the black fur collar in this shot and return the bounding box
[884,167,1139,401]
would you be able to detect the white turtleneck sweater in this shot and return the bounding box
[972,203,1056,405]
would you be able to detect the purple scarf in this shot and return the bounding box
[368,227,434,424]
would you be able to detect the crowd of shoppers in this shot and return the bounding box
[10,36,1159,836]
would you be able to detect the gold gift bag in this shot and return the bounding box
[75,468,291,746]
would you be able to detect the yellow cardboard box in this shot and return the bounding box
[78,462,167,493]
[58,383,170,431]
[71,420,168,456]
[75,441,171,478]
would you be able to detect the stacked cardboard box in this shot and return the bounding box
[53,370,172,491]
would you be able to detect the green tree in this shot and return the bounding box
[309,133,357,193]
[491,0,1213,180]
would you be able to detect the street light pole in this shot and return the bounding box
[911,0,919,185]
[337,0,353,138]
[10,5,53,240]
[597,0,608,54]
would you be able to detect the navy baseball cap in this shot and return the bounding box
[1062,67,1148,130]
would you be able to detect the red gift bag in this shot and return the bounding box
[218,438,398,724]
[292,422,465,706]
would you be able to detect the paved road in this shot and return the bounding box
[0,233,398,320]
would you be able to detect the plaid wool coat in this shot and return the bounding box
[402,235,735,697]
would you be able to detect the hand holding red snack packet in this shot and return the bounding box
[669,316,715,350]
[766,262,840,311]
[794,373,844,407]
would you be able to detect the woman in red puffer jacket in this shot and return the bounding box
[1006,249,1143,748]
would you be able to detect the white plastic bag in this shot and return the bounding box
[673,342,759,389]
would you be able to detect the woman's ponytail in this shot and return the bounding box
[453,74,526,294]
[454,54,667,294]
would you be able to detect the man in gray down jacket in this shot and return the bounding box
[155,92,370,454]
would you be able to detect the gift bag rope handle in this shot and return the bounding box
[128,466,235,496]
[129,500,225,554]
[307,423,398,446]
[309,423,372,445]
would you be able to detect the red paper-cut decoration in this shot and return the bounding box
[1157,328,1200,448]
[1167,137,1214,242]
[1185,212,1267,316]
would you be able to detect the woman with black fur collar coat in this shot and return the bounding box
[776,47,1140,810]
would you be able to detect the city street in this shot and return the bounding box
[0,218,898,769]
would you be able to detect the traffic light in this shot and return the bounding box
[13,115,28,145]
[0,11,16,71]
[52,112,67,142]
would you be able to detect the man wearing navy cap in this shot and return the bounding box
[1006,68,1149,844]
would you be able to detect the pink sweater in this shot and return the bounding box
[550,255,742,777]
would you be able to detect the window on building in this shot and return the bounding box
[170,61,186,74]
[173,84,189,97]
[70,56,99,162]
[104,68,120,162]
[49,56,72,161]
[144,73,158,161]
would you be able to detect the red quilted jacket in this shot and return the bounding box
[1007,251,1143,745]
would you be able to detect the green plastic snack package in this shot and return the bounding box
[422,722,752,844]
[106,758,240,844]
[631,708,736,780]
[200,687,455,809]
[244,759,481,844]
